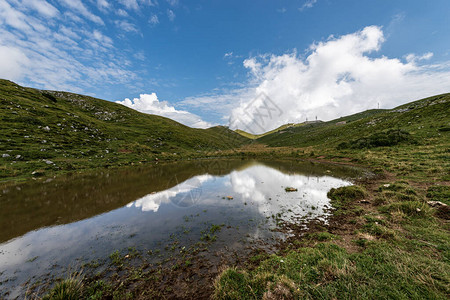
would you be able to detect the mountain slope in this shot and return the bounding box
[235,123,304,140]
[257,95,449,148]
[0,80,249,180]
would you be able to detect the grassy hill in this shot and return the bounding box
[257,95,449,148]
[213,94,450,300]
[235,123,300,139]
[0,79,249,181]
[2,80,449,298]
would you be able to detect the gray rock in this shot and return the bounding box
[2,154,10,158]
[427,201,447,208]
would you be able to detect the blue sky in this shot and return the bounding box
[1,0,449,132]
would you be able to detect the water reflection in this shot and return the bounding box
[0,159,364,299]
[127,164,351,224]
[127,174,214,212]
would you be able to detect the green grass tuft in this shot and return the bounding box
[42,276,83,300]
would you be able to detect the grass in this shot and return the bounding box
[327,185,367,209]
[42,274,83,300]
[2,81,449,298]
[235,123,305,139]
[0,79,249,182]
[214,183,449,299]
[257,94,449,149]
[212,94,449,299]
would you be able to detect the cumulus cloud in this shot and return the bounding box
[116,93,215,128]
[185,26,450,134]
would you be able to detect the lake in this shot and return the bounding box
[0,159,366,298]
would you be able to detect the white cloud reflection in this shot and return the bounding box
[126,174,214,212]
[128,164,351,220]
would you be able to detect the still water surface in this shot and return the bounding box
[0,159,365,298]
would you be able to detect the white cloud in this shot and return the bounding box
[299,0,317,11]
[116,93,214,128]
[185,26,450,134]
[116,8,128,16]
[405,52,433,63]
[166,0,178,7]
[59,25,81,40]
[149,14,159,25]
[167,9,175,21]
[0,1,137,93]
[22,0,59,18]
[119,0,139,11]
[127,175,213,212]
[114,20,139,33]
[117,0,157,11]
[96,0,110,11]
[0,46,29,79]
[133,51,145,60]
[60,0,104,24]
[0,0,33,32]
[91,29,113,46]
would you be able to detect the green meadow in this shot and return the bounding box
[1,80,449,299]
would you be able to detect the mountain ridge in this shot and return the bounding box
[1,79,449,182]
[0,79,249,181]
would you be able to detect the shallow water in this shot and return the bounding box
[0,159,364,298]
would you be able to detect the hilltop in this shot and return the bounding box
[257,94,449,148]
[0,80,249,181]
[235,123,304,139]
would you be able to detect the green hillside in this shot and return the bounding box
[235,123,301,139]
[257,95,449,148]
[0,80,249,181]
[213,95,450,300]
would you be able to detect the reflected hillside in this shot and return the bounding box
[0,160,243,243]
[0,159,366,243]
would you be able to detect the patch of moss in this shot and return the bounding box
[327,185,367,209]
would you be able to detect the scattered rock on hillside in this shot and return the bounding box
[31,170,45,177]
[427,201,447,208]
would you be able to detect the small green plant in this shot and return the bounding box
[109,250,123,266]
[42,275,83,300]
[327,185,367,209]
